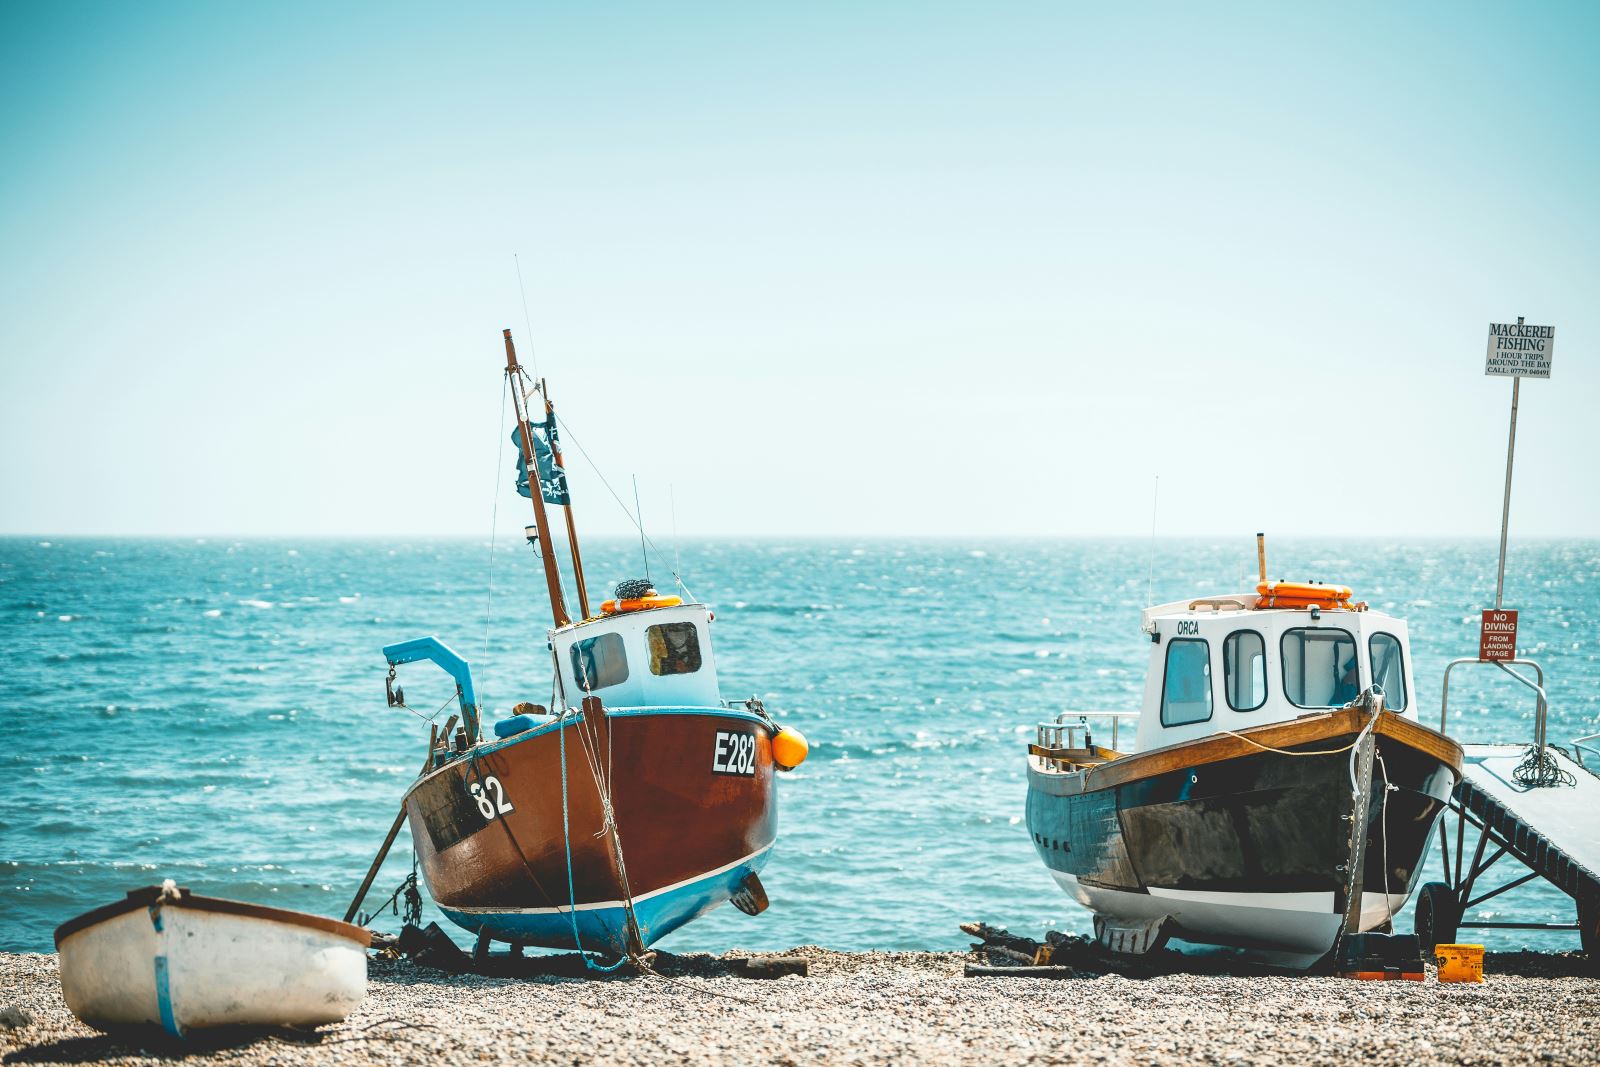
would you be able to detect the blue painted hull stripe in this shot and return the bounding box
[447,845,773,916]
[153,954,180,1037]
[441,845,772,951]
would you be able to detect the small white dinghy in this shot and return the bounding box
[55,880,370,1037]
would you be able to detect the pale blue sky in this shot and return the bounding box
[2,2,1596,538]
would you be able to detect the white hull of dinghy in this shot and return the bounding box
[57,889,368,1036]
[1048,869,1408,967]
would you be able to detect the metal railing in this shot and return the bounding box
[1440,656,1548,765]
[1035,711,1138,755]
[1572,732,1600,770]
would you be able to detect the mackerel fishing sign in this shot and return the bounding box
[1486,321,1554,378]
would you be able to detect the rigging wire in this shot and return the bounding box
[551,410,697,602]
[513,253,542,379]
[1145,475,1160,606]
[483,372,510,681]
[670,482,684,597]
[632,475,651,584]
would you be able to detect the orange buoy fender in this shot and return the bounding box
[599,594,684,615]
[771,726,809,771]
[1256,580,1353,609]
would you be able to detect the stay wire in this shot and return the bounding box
[513,253,542,379]
[552,410,697,602]
[484,372,509,673]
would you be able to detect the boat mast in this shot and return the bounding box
[503,329,571,629]
[541,379,592,620]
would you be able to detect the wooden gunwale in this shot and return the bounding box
[54,887,372,949]
[1034,709,1463,795]
[403,703,771,798]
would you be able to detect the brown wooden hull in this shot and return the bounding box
[404,704,777,951]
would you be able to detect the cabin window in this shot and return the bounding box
[1369,633,1408,712]
[647,622,702,676]
[570,632,629,692]
[1280,628,1357,708]
[1160,638,1213,727]
[1223,630,1268,711]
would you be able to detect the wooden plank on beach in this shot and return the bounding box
[963,964,1077,979]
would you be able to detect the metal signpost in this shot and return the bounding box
[1483,317,1554,640]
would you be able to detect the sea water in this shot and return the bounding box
[2,537,1596,955]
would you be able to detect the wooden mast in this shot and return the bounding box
[542,379,592,620]
[504,329,571,629]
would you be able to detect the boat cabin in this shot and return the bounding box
[550,601,722,710]
[1132,592,1416,754]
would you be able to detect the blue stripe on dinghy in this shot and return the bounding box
[153,955,181,1037]
[440,846,772,954]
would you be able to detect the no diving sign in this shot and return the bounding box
[1486,322,1554,377]
[1479,609,1518,662]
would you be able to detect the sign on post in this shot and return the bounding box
[1486,322,1554,377]
[1479,609,1519,662]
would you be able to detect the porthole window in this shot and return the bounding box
[1160,638,1213,727]
[570,632,629,692]
[646,622,702,676]
[1223,630,1268,712]
[1280,627,1357,708]
[1369,633,1408,712]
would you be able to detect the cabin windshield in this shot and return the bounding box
[1223,630,1267,711]
[1160,638,1213,726]
[1281,627,1357,708]
[571,632,629,692]
[1369,632,1408,711]
[647,622,702,676]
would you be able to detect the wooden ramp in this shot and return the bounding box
[1457,744,1600,904]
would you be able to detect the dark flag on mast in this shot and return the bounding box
[512,415,571,506]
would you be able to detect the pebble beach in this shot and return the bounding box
[4,949,1597,1067]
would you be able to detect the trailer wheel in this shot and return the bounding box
[1414,881,1459,953]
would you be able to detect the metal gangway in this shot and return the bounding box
[1414,657,1600,966]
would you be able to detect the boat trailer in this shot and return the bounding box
[1414,657,1600,966]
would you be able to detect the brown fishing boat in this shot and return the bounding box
[360,331,807,963]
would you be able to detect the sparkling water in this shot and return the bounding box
[2,537,1596,954]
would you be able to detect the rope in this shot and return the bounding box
[1376,752,1395,921]
[1512,744,1577,788]
[394,693,458,725]
[1217,730,1365,757]
[557,710,630,973]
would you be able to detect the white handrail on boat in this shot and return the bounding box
[1036,710,1139,754]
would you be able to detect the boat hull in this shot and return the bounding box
[1026,710,1459,962]
[406,704,777,954]
[54,885,369,1036]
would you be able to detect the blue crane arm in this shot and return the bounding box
[382,636,480,741]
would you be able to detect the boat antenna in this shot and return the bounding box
[504,329,571,628]
[542,379,591,620]
[1145,475,1160,606]
[1256,532,1268,583]
[670,482,684,596]
[633,475,652,585]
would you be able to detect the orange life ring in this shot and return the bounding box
[600,594,683,615]
[1255,580,1353,610]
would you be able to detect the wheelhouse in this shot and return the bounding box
[551,602,722,709]
[1133,594,1416,753]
